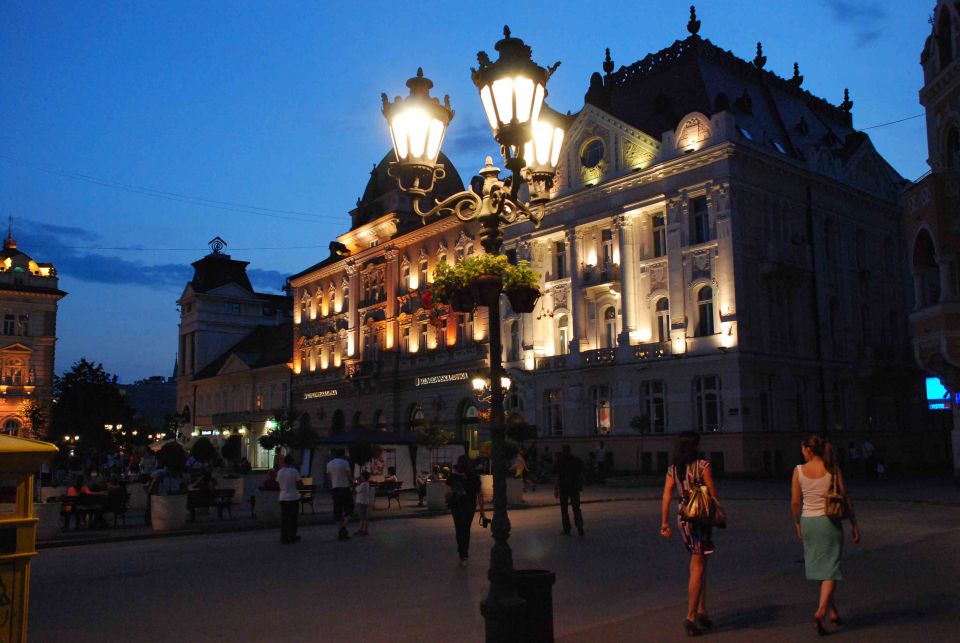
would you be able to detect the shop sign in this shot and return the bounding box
[415,371,469,387]
[304,389,338,400]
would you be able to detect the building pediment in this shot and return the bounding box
[217,353,253,376]
[205,282,261,301]
[0,343,32,354]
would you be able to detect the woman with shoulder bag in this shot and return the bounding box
[791,434,861,636]
[446,455,484,568]
[660,431,721,637]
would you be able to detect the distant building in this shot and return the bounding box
[175,239,292,467]
[0,226,65,437]
[119,376,176,434]
[904,0,960,478]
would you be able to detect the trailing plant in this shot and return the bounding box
[503,260,540,291]
[417,422,454,450]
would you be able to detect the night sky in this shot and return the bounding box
[0,1,932,382]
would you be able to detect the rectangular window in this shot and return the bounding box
[601,229,614,274]
[419,321,429,351]
[543,389,564,437]
[591,385,612,435]
[690,197,709,245]
[2,315,14,336]
[221,301,241,313]
[652,213,666,258]
[554,240,567,280]
[402,326,411,353]
[694,375,721,432]
[641,381,667,433]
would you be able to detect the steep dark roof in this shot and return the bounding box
[193,322,292,380]
[588,35,857,158]
[189,253,254,293]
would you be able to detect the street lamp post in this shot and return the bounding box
[382,26,568,642]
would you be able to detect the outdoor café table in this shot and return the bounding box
[60,494,108,529]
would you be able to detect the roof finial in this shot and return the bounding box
[840,88,853,112]
[4,216,13,250]
[503,25,511,39]
[753,42,766,69]
[208,236,227,255]
[791,62,804,87]
[603,48,615,75]
[688,5,701,35]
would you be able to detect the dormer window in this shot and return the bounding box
[580,138,604,169]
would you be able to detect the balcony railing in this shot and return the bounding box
[535,355,567,370]
[582,348,616,364]
[634,342,672,360]
[582,263,620,286]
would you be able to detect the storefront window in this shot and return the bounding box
[591,385,612,435]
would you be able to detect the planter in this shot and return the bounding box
[34,502,62,540]
[507,286,540,313]
[39,486,68,503]
[426,481,448,511]
[254,488,281,523]
[472,274,503,307]
[218,476,245,505]
[151,494,188,532]
[126,484,148,511]
[448,289,476,313]
[480,474,523,506]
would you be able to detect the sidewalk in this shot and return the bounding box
[37,474,960,549]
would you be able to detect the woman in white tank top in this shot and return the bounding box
[791,435,861,636]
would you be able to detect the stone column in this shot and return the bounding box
[384,247,399,349]
[666,197,687,352]
[939,255,956,302]
[346,262,360,358]
[567,228,584,363]
[614,214,637,347]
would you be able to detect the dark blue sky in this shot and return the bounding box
[0,1,932,381]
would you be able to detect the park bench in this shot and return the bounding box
[374,480,402,509]
[187,488,234,521]
[60,495,110,529]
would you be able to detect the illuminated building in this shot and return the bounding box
[0,226,65,437]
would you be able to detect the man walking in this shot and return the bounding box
[277,454,301,544]
[555,445,585,537]
[326,448,352,541]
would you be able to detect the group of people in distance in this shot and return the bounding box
[659,431,861,637]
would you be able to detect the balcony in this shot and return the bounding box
[634,342,672,361]
[535,355,567,370]
[582,348,616,364]
[582,263,620,287]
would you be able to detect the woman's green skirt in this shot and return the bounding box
[800,515,843,581]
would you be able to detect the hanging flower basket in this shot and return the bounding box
[506,286,540,313]
[449,290,476,313]
[472,274,503,307]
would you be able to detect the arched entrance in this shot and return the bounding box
[913,229,941,308]
[331,409,345,435]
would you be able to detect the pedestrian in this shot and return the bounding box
[277,454,302,544]
[660,430,718,637]
[354,471,371,536]
[791,435,861,636]
[326,448,353,541]
[446,455,484,567]
[554,445,584,537]
[515,449,536,491]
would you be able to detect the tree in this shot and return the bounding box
[258,408,319,466]
[190,437,217,464]
[51,358,135,451]
[18,398,47,438]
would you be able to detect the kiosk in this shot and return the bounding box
[0,434,58,643]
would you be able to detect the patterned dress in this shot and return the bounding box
[671,459,715,556]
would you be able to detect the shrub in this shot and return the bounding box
[157,442,187,472]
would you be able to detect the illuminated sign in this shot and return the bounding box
[925,377,951,411]
[415,371,469,387]
[304,389,338,400]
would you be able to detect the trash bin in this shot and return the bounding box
[515,569,556,642]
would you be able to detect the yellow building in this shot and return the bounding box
[0,228,65,438]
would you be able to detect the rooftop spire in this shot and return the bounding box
[4,216,15,250]
[840,88,854,112]
[791,62,804,87]
[688,5,701,35]
[753,42,766,69]
[603,47,614,75]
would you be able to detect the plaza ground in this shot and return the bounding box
[30,477,960,642]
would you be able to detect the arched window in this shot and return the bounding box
[507,320,521,361]
[352,410,363,431]
[409,405,425,432]
[655,298,670,343]
[341,283,350,312]
[2,418,20,436]
[913,229,941,307]
[939,10,954,68]
[314,290,323,318]
[556,314,569,356]
[461,403,479,450]
[401,264,411,290]
[696,287,714,336]
[602,306,617,348]
[946,127,960,169]
[419,259,429,287]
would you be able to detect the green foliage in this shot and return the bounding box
[19,398,47,438]
[157,441,188,471]
[221,435,242,463]
[190,436,217,463]
[506,413,536,443]
[257,408,319,455]
[430,254,540,303]
[479,438,521,460]
[417,422,454,450]
[51,358,135,450]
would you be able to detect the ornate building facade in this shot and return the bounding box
[175,240,292,467]
[905,0,960,477]
[289,14,936,474]
[0,228,65,437]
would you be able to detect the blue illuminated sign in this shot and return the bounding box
[926,377,952,411]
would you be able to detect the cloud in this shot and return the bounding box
[446,120,500,160]
[13,218,287,292]
[821,0,888,47]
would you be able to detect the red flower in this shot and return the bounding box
[422,291,433,309]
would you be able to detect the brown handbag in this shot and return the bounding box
[824,467,850,520]
[679,462,727,528]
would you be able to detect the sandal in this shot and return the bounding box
[696,614,713,628]
[683,619,700,637]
